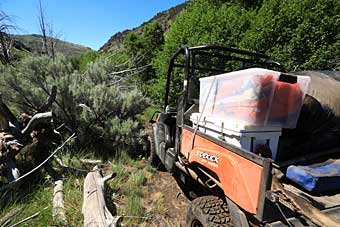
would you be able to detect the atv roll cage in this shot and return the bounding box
[164,45,284,109]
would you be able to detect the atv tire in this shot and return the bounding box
[186,196,233,227]
[146,135,162,168]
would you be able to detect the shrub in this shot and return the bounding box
[0,54,149,156]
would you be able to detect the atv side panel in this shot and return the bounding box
[181,126,266,214]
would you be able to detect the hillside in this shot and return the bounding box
[12,34,90,56]
[99,3,186,52]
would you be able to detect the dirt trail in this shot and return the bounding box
[141,171,190,227]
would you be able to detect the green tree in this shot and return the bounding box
[152,0,340,104]
[153,0,254,102]
[240,0,340,71]
[140,22,164,59]
[124,32,143,58]
[124,22,165,88]
[77,50,99,71]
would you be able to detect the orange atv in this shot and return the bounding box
[147,45,340,227]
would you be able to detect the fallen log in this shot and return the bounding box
[82,166,121,227]
[53,180,67,225]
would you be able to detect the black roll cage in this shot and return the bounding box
[164,45,284,109]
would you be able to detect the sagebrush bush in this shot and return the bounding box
[0,54,149,156]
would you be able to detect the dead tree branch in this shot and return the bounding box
[38,85,57,112]
[38,0,49,56]
[38,0,58,58]
[0,11,15,64]
[0,133,76,192]
[21,112,53,138]
[82,166,122,227]
[110,64,151,76]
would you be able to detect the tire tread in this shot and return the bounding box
[187,196,233,227]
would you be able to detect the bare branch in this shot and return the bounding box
[38,0,49,55]
[0,11,14,64]
[21,111,53,137]
[38,85,57,112]
[0,133,76,192]
[110,64,151,76]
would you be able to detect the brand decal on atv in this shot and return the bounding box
[196,151,220,165]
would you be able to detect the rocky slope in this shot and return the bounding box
[99,3,186,52]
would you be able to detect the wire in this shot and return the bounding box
[0,133,76,192]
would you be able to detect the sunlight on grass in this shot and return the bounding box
[63,176,84,227]
[0,149,154,227]
[130,171,146,186]
[0,181,53,227]
[122,170,147,226]
[137,105,162,124]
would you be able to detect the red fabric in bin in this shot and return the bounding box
[270,81,303,118]
[203,73,304,125]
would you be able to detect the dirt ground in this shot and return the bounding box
[141,171,190,227]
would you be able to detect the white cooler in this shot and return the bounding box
[190,113,282,160]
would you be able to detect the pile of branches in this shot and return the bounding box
[0,86,58,187]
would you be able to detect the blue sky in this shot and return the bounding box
[1,0,186,50]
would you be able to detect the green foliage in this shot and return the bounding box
[124,169,146,224]
[137,105,163,123]
[77,50,99,71]
[100,50,130,65]
[63,176,84,227]
[109,161,149,225]
[124,32,144,58]
[0,181,54,227]
[151,0,340,103]
[125,22,164,60]
[140,22,164,59]
[0,54,149,156]
[130,171,146,186]
[124,22,165,90]
[152,0,254,102]
[0,175,84,227]
[241,0,340,70]
[125,193,144,220]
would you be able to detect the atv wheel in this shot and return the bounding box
[186,196,233,227]
[146,135,161,167]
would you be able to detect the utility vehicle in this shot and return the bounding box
[147,45,340,226]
